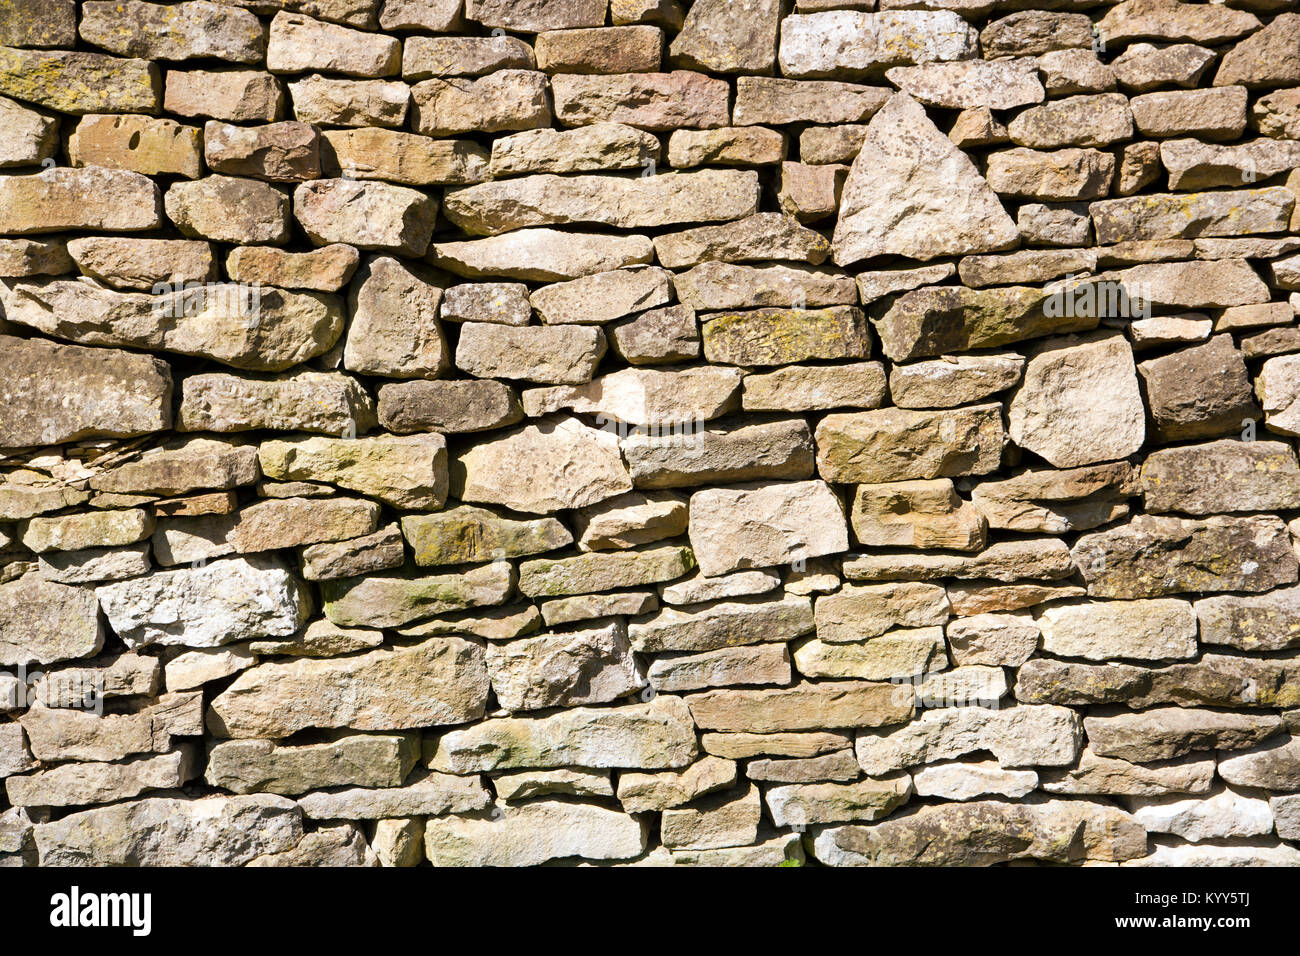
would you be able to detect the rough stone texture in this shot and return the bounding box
[6,0,1300,872]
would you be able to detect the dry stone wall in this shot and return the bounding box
[2,0,1300,867]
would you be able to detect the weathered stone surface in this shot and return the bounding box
[0,335,172,447]
[456,323,606,385]
[412,71,550,137]
[165,174,289,244]
[259,433,447,509]
[1091,187,1293,244]
[465,0,606,32]
[344,257,447,379]
[1196,587,1300,653]
[67,237,214,291]
[294,179,436,256]
[687,480,847,577]
[1086,708,1284,763]
[226,243,358,293]
[0,237,72,277]
[0,573,103,667]
[20,691,201,762]
[986,147,1114,202]
[487,619,646,711]
[6,749,196,807]
[1141,440,1300,515]
[887,59,1042,111]
[426,800,647,866]
[297,772,490,820]
[403,35,535,80]
[1008,333,1145,468]
[433,228,655,281]
[946,613,1039,667]
[210,637,487,737]
[815,404,1004,484]
[850,480,985,551]
[403,506,570,567]
[1008,93,1133,149]
[794,627,946,682]
[813,582,949,643]
[1036,599,1196,661]
[1217,736,1300,791]
[573,492,687,551]
[542,591,658,627]
[1138,336,1261,441]
[780,10,976,79]
[0,166,162,235]
[178,370,375,436]
[1130,787,1273,841]
[0,47,160,115]
[888,353,1022,410]
[530,267,671,325]
[205,120,319,182]
[1042,749,1215,797]
[667,126,786,168]
[524,367,741,426]
[300,526,405,582]
[702,307,868,367]
[1037,48,1116,96]
[970,462,1134,534]
[551,71,730,130]
[455,416,632,513]
[688,681,912,733]
[21,508,153,553]
[1130,86,1247,139]
[819,798,1146,866]
[266,11,397,76]
[68,114,201,179]
[1258,354,1300,437]
[648,643,791,693]
[1097,0,1260,46]
[491,123,659,177]
[855,704,1082,774]
[946,583,1085,616]
[534,25,663,74]
[1160,137,1300,191]
[166,68,283,122]
[519,545,693,598]
[34,795,302,866]
[81,0,266,63]
[321,563,512,629]
[377,379,522,435]
[981,10,1094,57]
[629,594,813,653]
[429,696,698,772]
[288,74,408,127]
[833,93,1016,266]
[96,556,308,648]
[1128,843,1300,867]
[845,538,1074,584]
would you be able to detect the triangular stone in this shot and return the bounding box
[832,92,1019,266]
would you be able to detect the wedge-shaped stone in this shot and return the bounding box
[530,267,671,325]
[702,307,868,366]
[622,417,814,490]
[518,545,695,598]
[1091,187,1293,244]
[178,370,376,436]
[794,628,946,681]
[0,335,171,447]
[1,43,156,115]
[490,123,660,177]
[1041,749,1215,797]
[0,279,343,372]
[432,228,654,281]
[888,353,1023,410]
[629,594,814,653]
[320,563,512,629]
[0,573,103,667]
[428,696,699,772]
[33,795,302,867]
[814,583,949,643]
[454,416,632,514]
[855,704,1082,774]
[1008,333,1145,468]
[96,556,309,649]
[259,433,447,510]
[573,491,687,552]
[456,323,605,385]
[886,58,1043,110]
[403,506,570,567]
[1072,514,1299,599]
[1037,599,1196,661]
[411,71,550,136]
[1161,138,1300,191]
[1141,440,1300,515]
[851,479,986,551]
[0,166,160,235]
[493,768,613,802]
[5,749,196,808]
[444,169,759,237]
[550,71,730,130]
[523,367,741,426]
[688,480,848,577]
[1196,587,1300,652]
[425,800,647,867]
[687,681,913,733]
[487,619,646,712]
[815,404,1004,484]
[833,93,1017,266]
[81,0,265,63]
[819,798,1145,866]
[1084,708,1283,763]
[295,179,437,256]
[873,285,1095,363]
[617,756,737,813]
[970,462,1134,534]
[778,11,977,79]
[210,637,487,737]
[299,527,404,582]
[654,213,830,269]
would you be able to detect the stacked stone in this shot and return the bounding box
[2,0,1300,867]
